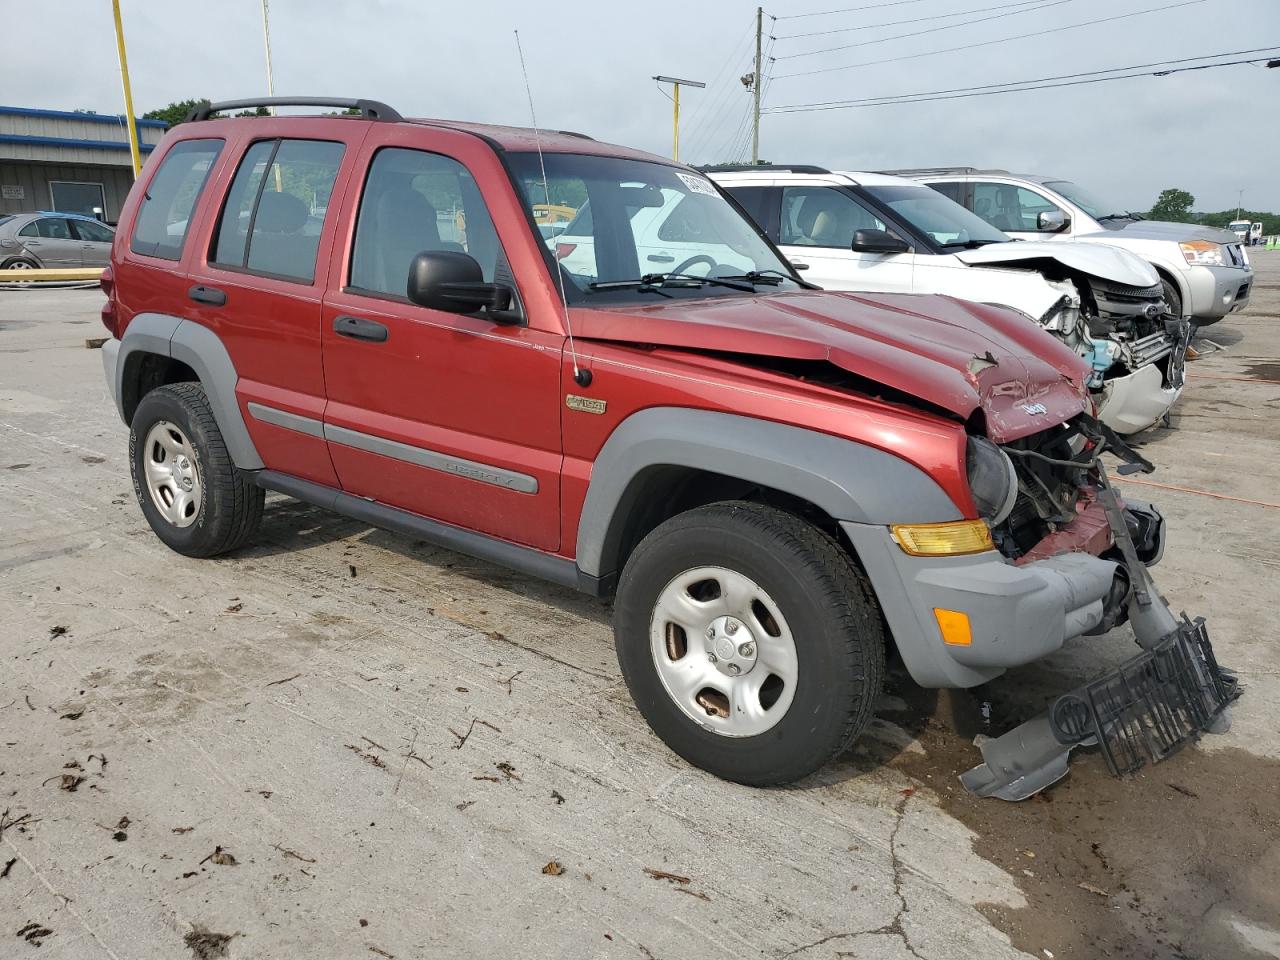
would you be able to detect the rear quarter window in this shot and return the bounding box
[131,139,224,260]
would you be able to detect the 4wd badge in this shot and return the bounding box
[566,394,607,415]
[1019,402,1048,415]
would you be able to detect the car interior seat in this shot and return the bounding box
[248,190,316,279]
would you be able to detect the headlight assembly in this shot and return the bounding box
[1179,241,1226,267]
[966,436,1019,526]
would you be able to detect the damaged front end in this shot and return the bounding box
[1039,277,1189,435]
[960,416,1239,800]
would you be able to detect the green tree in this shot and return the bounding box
[1149,188,1195,223]
[142,100,270,128]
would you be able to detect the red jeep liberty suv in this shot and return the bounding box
[98,98,1235,799]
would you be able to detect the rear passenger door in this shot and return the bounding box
[319,128,564,552]
[187,130,361,488]
[967,181,1066,241]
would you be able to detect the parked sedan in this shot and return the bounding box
[0,212,115,272]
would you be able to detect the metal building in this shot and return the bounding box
[0,106,168,223]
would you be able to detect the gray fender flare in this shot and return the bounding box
[114,312,264,469]
[574,407,962,578]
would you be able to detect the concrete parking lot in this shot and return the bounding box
[2,259,1278,960]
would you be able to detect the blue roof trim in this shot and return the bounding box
[0,133,156,153]
[0,105,168,129]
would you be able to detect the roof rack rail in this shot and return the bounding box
[697,163,831,174]
[554,129,595,140]
[876,167,985,176]
[184,97,403,123]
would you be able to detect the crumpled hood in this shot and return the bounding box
[1078,219,1242,245]
[953,239,1158,288]
[573,290,1090,442]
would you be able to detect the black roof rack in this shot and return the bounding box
[184,97,403,123]
[554,129,595,140]
[877,167,998,176]
[697,163,831,174]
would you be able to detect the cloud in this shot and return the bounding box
[5,0,1276,211]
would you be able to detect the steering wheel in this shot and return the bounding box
[670,254,718,276]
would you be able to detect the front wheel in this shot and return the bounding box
[613,501,885,786]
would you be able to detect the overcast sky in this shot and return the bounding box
[6,0,1277,212]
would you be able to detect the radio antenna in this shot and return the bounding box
[514,29,590,387]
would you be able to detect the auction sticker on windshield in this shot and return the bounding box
[677,172,717,197]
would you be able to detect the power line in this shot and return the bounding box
[681,15,757,151]
[773,0,1205,78]
[762,50,1278,113]
[774,0,1068,41]
[765,45,1280,110]
[775,0,936,20]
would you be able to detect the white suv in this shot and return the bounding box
[710,166,1187,435]
[894,168,1253,327]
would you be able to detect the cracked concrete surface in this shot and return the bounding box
[1,258,1278,959]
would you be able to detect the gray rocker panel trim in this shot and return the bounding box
[575,407,962,579]
[116,312,264,470]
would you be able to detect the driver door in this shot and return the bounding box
[776,186,913,292]
[969,181,1068,242]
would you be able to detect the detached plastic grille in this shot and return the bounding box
[1049,615,1238,777]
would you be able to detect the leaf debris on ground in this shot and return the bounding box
[17,922,53,946]
[542,860,565,876]
[199,846,237,866]
[184,925,237,959]
[495,761,521,781]
[448,717,501,750]
[0,858,16,879]
[264,673,301,687]
[345,743,388,770]
[643,867,692,884]
[272,843,316,864]
[49,626,68,638]
[551,790,566,805]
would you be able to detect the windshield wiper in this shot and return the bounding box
[940,239,999,249]
[717,269,787,285]
[1096,213,1137,222]
[589,272,755,293]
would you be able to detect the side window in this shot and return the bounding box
[212,139,345,283]
[131,139,223,260]
[71,219,114,243]
[971,182,1062,232]
[349,147,504,299]
[37,218,73,240]
[780,187,885,248]
[723,186,772,232]
[18,221,38,238]
[927,181,966,205]
[656,194,730,243]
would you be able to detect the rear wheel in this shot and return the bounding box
[1,257,39,285]
[614,501,885,786]
[130,383,263,557]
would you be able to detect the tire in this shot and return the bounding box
[129,383,263,558]
[1159,277,1183,322]
[614,501,885,786]
[1,257,39,284]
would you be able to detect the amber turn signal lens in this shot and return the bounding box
[933,608,973,646]
[890,520,993,557]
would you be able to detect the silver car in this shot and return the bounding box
[0,212,115,272]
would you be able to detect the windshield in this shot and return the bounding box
[507,153,800,302]
[864,184,1008,248]
[1043,180,1131,220]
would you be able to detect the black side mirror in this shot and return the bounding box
[407,250,521,323]
[1037,209,1069,233]
[851,229,909,254]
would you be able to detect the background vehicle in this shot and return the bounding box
[894,169,1253,328]
[1250,222,1264,246]
[0,211,114,271]
[710,166,1185,435]
[1229,219,1251,243]
[97,98,1233,797]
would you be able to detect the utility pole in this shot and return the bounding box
[751,6,763,165]
[110,0,141,177]
[653,76,705,162]
[1236,188,1243,220]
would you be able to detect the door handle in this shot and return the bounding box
[646,253,675,263]
[333,315,388,343]
[188,284,226,306]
